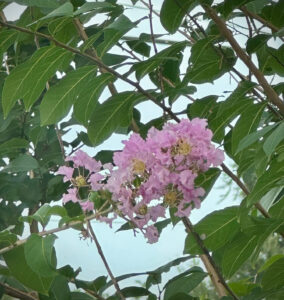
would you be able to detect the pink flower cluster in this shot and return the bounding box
[57,119,224,243]
[57,150,110,212]
[106,118,224,243]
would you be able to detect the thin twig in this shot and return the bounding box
[139,0,195,44]
[87,221,125,300]
[0,208,112,256]
[240,6,280,34]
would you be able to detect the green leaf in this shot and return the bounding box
[21,204,67,227]
[75,275,107,293]
[0,138,29,157]
[71,292,95,300]
[263,121,284,156]
[160,0,196,34]
[164,267,207,300]
[218,0,250,18]
[48,17,78,44]
[256,44,284,76]
[222,232,259,278]
[95,150,114,164]
[73,73,114,125]
[132,42,187,80]
[88,92,146,145]
[261,0,284,28]
[228,280,256,297]
[246,34,270,54]
[245,0,268,14]
[195,168,221,200]
[187,95,218,119]
[154,218,171,235]
[246,161,284,206]
[0,30,18,59]
[102,53,129,66]
[74,2,114,15]
[184,207,239,255]
[210,98,252,143]
[231,102,266,154]
[185,38,236,83]
[2,154,39,173]
[258,254,284,273]
[168,295,197,300]
[2,46,73,115]
[50,275,71,300]
[1,0,60,8]
[3,245,53,294]
[269,195,284,219]
[97,15,135,57]
[0,230,17,249]
[248,217,284,261]
[236,124,277,153]
[24,234,57,278]
[120,287,151,298]
[146,255,195,289]
[40,65,96,125]
[39,2,74,20]
[261,258,284,290]
[126,40,151,57]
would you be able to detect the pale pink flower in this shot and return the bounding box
[57,166,74,182]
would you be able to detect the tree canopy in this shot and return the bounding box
[0,0,284,299]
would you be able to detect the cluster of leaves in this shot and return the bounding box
[0,0,283,299]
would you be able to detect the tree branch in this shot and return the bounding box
[0,282,38,300]
[87,221,125,300]
[182,218,239,300]
[202,5,284,115]
[0,208,111,256]
[0,20,179,123]
[240,6,279,33]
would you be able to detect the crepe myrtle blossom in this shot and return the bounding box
[57,119,224,243]
[106,118,224,243]
[57,150,108,212]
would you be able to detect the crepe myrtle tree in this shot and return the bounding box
[0,0,284,299]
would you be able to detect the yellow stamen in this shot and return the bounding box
[132,159,146,175]
[176,139,192,155]
[138,204,148,215]
[164,191,178,207]
[75,175,87,187]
